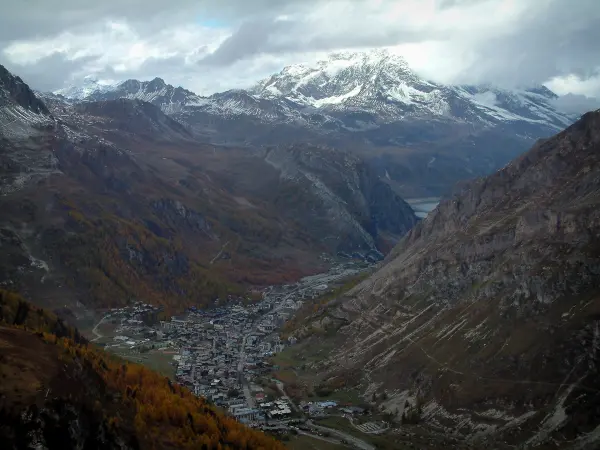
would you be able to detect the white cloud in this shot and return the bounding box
[546,73,600,97]
[1,0,599,100]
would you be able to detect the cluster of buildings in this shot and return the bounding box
[299,400,339,417]
[96,260,371,432]
[96,302,165,351]
[259,399,293,419]
[166,295,305,425]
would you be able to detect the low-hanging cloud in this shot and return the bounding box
[2,52,97,92]
[550,93,600,115]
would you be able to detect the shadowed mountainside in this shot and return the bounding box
[287,110,600,449]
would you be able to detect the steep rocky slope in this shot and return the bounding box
[291,110,600,448]
[1,64,416,320]
[262,143,418,256]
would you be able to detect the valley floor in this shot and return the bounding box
[83,258,385,449]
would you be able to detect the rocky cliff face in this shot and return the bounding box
[263,144,418,255]
[294,110,600,448]
[73,98,192,140]
[0,65,49,114]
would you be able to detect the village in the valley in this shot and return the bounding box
[90,258,389,448]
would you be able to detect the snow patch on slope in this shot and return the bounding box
[313,85,363,107]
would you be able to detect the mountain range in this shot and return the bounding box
[52,49,577,197]
[285,108,600,448]
[1,61,416,320]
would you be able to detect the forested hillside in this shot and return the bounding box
[0,290,285,450]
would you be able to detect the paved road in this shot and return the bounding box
[90,314,109,342]
[210,240,230,265]
[272,380,374,450]
[273,380,300,412]
[242,381,255,408]
[260,276,377,450]
[307,420,375,450]
[233,264,375,450]
[237,332,257,408]
[236,285,309,408]
[297,429,351,447]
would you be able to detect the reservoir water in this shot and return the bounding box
[405,197,441,218]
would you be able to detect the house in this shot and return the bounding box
[233,408,260,421]
[341,406,365,415]
[317,401,338,408]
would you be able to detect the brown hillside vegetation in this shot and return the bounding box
[0,291,285,450]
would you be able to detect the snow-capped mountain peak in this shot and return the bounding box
[49,48,576,138]
[246,48,575,130]
[55,75,117,101]
[327,47,410,67]
[55,76,207,114]
[251,48,416,107]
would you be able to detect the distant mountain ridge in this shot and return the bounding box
[51,49,578,197]
[250,49,573,130]
[54,74,118,101]
[55,49,575,132]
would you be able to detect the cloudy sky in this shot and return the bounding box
[1,0,599,112]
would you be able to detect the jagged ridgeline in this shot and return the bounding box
[0,290,285,450]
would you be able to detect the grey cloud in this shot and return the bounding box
[436,0,482,9]
[460,0,600,88]
[0,49,201,93]
[198,15,443,67]
[194,0,600,96]
[0,52,96,91]
[97,55,190,80]
[198,18,288,66]
[2,0,600,97]
[93,54,214,91]
[291,27,442,54]
[551,93,600,115]
[0,0,312,42]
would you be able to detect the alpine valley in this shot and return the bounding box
[2,45,600,450]
[1,59,418,317]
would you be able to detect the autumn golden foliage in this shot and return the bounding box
[44,336,285,450]
[1,291,285,450]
